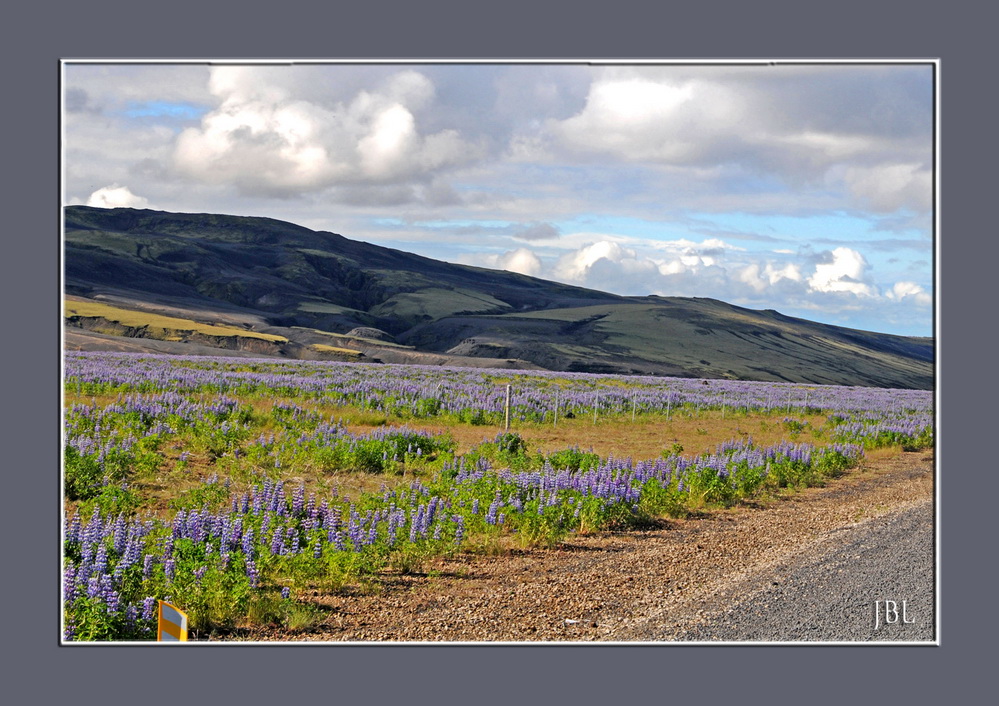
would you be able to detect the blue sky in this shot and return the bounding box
[62,61,935,336]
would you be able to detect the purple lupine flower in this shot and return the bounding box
[85,575,101,600]
[164,558,175,581]
[66,513,81,545]
[292,484,305,516]
[281,586,291,600]
[142,596,156,621]
[125,603,139,628]
[246,559,259,588]
[485,497,500,525]
[64,564,77,602]
[93,542,108,576]
[172,510,186,539]
[242,527,255,556]
[187,509,205,543]
[230,516,243,548]
[409,507,423,542]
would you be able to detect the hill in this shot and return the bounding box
[63,206,934,389]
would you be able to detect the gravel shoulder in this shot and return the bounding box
[223,449,935,643]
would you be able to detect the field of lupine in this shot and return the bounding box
[62,351,934,641]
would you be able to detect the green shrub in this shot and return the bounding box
[546,446,600,472]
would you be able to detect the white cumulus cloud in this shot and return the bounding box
[807,247,878,297]
[738,262,803,293]
[555,241,636,283]
[886,281,932,305]
[173,67,480,196]
[465,248,543,277]
[551,75,741,163]
[85,184,149,209]
[499,248,543,277]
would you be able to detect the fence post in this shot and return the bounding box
[504,384,511,432]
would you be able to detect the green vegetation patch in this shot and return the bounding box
[370,288,512,321]
[295,302,365,315]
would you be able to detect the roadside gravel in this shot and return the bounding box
[222,449,935,643]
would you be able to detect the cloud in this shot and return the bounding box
[512,222,560,241]
[85,184,149,209]
[64,88,99,114]
[738,262,803,293]
[173,67,482,197]
[886,281,932,306]
[60,63,933,336]
[500,248,543,276]
[840,162,932,213]
[550,75,740,164]
[806,247,877,297]
[539,65,932,215]
[554,240,636,283]
[467,247,543,277]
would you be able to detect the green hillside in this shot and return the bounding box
[63,206,934,389]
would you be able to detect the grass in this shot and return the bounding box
[60,389,836,526]
[309,344,363,357]
[62,355,932,641]
[64,299,288,343]
[292,326,414,349]
[369,287,511,320]
[376,409,831,460]
[295,301,369,316]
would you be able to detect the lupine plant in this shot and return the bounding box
[62,351,932,640]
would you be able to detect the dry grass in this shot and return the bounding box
[342,410,831,460]
[309,344,363,357]
[63,298,288,342]
[62,388,840,524]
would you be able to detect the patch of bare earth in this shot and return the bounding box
[218,449,934,642]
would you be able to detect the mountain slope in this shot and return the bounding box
[62,206,934,389]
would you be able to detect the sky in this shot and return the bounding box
[62,61,935,337]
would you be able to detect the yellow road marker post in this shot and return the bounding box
[157,601,188,641]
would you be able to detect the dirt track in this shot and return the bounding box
[220,449,935,643]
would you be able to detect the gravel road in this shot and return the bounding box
[654,499,935,641]
[223,449,935,643]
